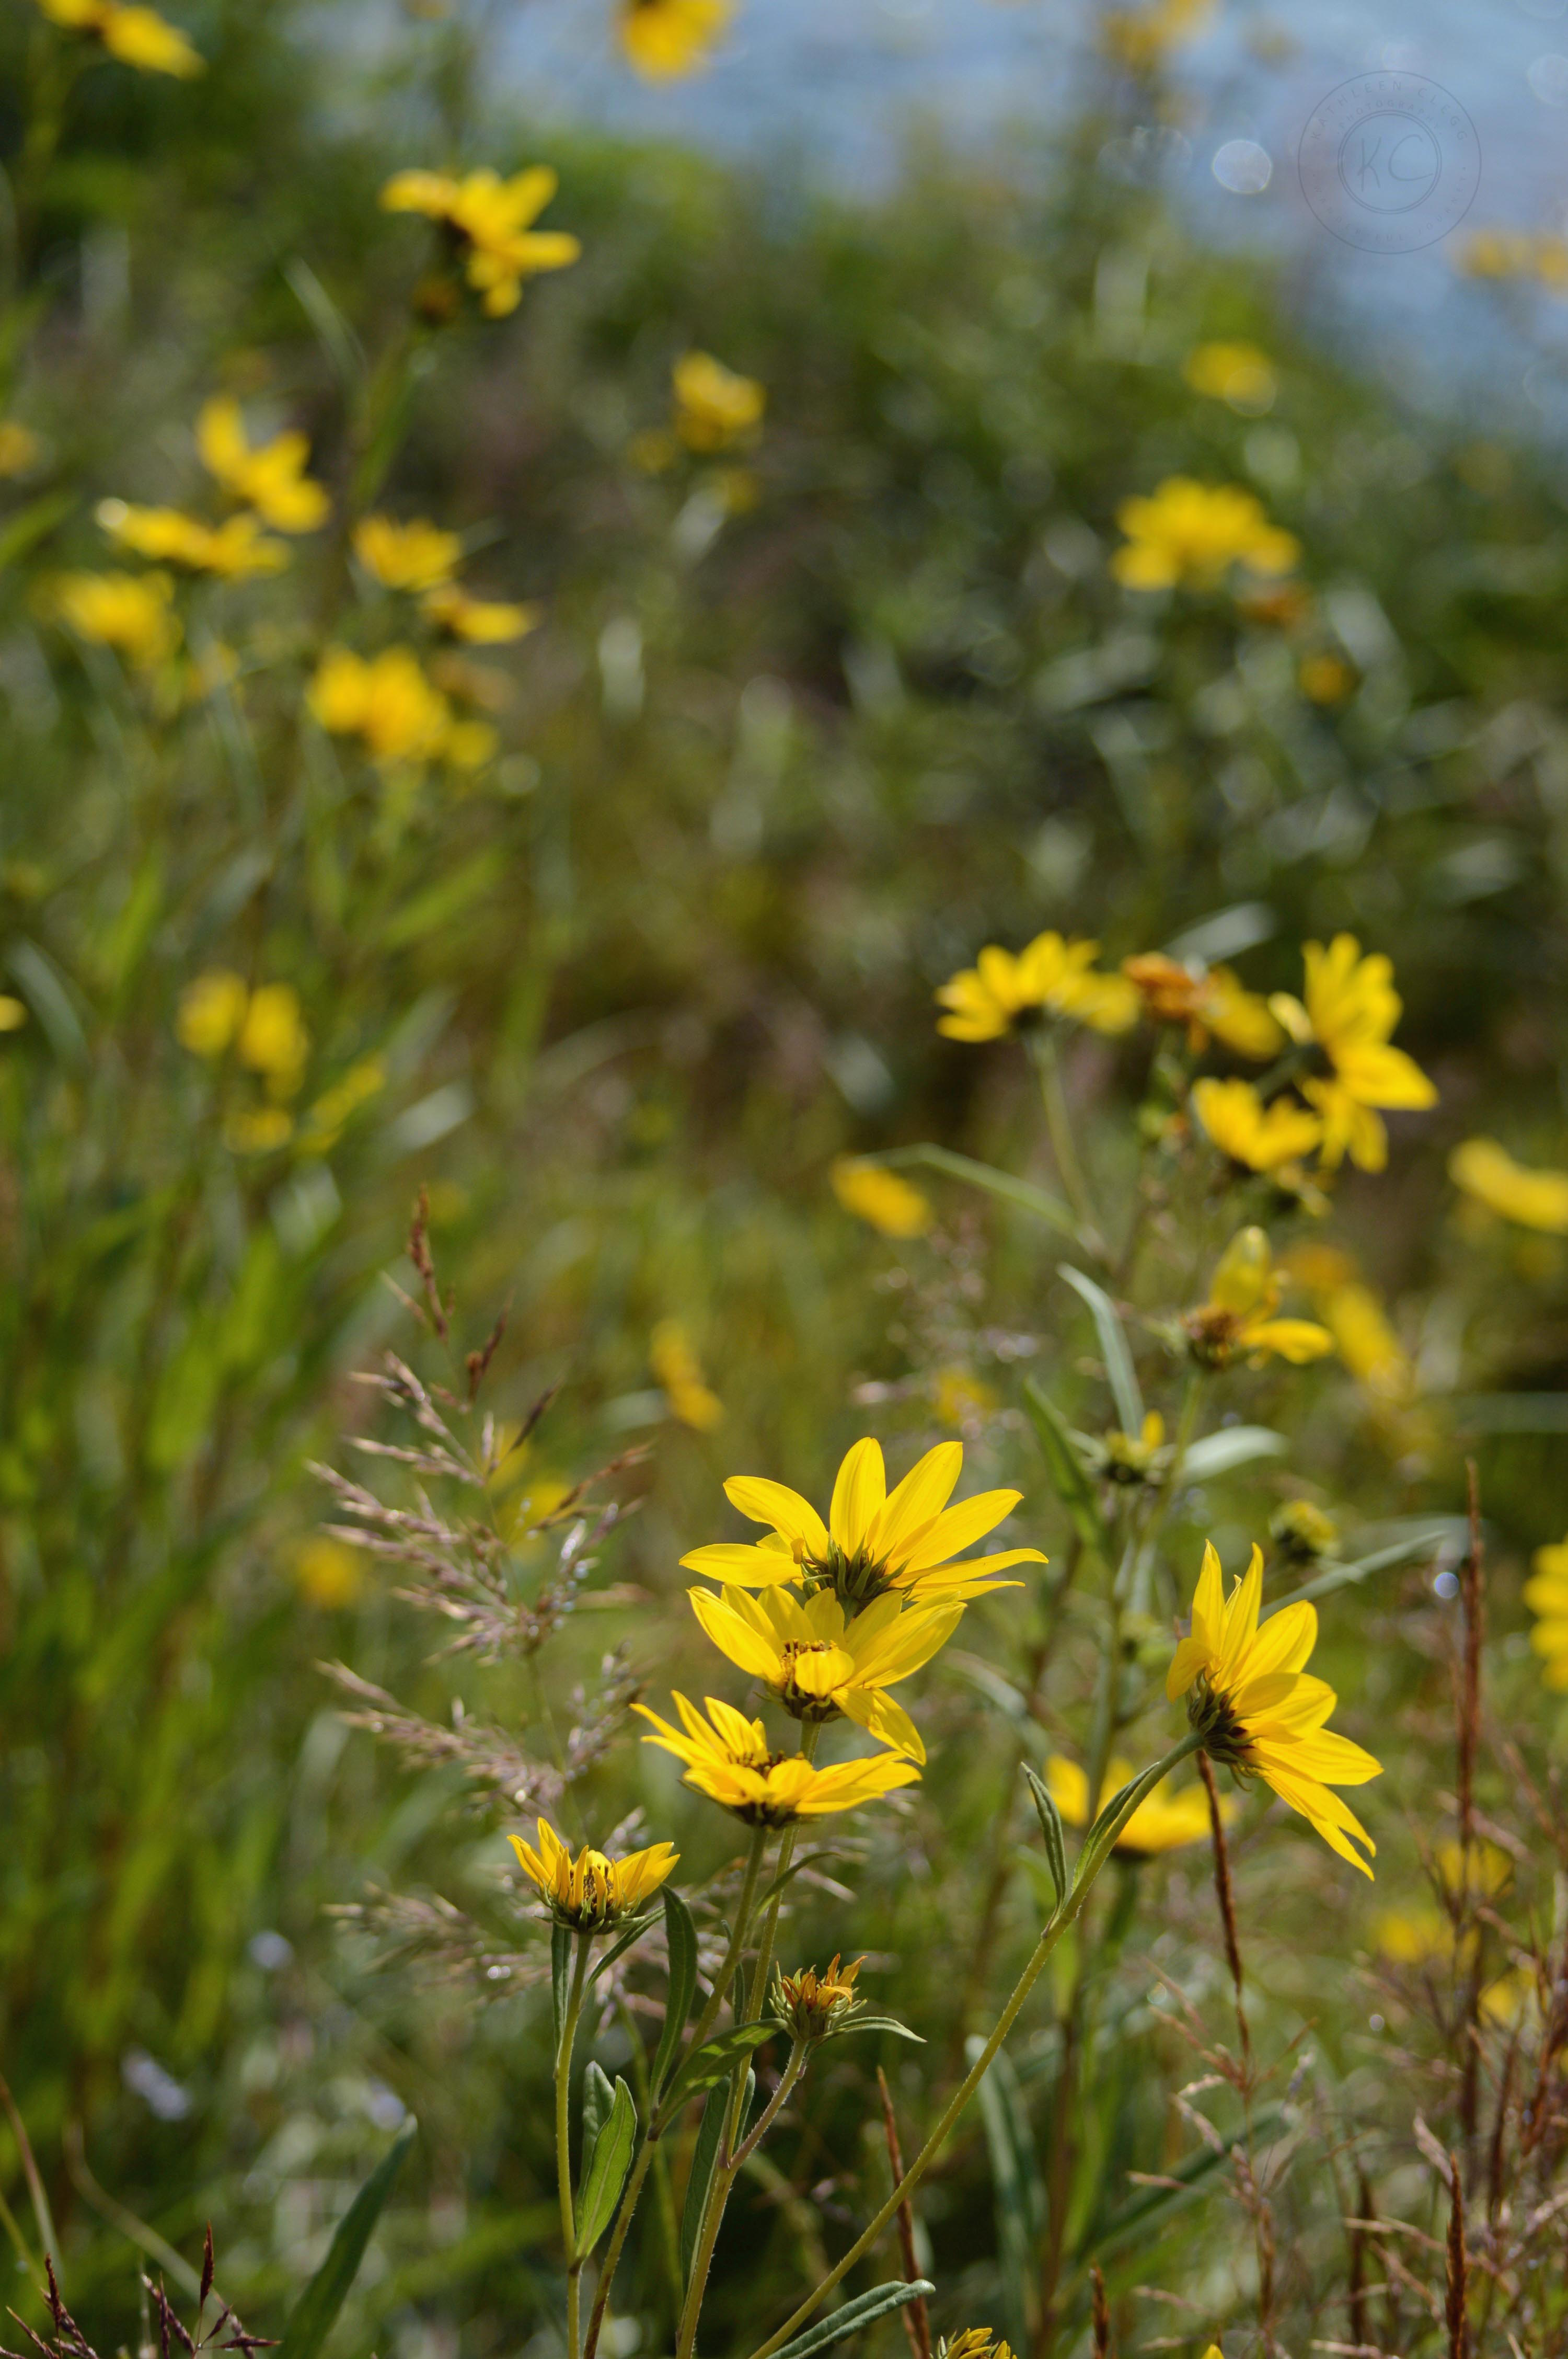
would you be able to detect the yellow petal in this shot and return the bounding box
[840,1687,926,1764]
[895,1487,1022,1572]
[688,1585,781,1680]
[722,1476,829,1559]
[867,1440,963,1558]
[830,1437,886,1555]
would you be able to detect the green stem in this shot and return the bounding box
[557,1932,593,2359]
[1030,1030,1101,1251]
[581,1827,771,2359]
[730,2040,807,2170]
[742,1732,1204,2359]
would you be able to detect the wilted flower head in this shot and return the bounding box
[772,1954,863,2041]
[1449,1138,1568,1234]
[1269,936,1436,1172]
[936,933,1138,1043]
[618,0,733,81]
[1184,1228,1332,1369]
[937,2333,1017,2359]
[1168,1539,1382,1875]
[681,1436,1043,1608]
[197,397,329,533]
[829,1158,933,1239]
[381,166,580,317]
[508,1816,677,1932]
[1112,477,1298,591]
[635,1693,918,1825]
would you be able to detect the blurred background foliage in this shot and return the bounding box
[2,0,1568,2354]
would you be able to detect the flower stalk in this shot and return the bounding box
[557,1931,593,2359]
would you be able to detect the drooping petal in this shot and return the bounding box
[830,1438,886,1554]
[840,1686,926,1765]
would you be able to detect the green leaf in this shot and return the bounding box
[1181,1426,1287,1481]
[651,1888,698,2100]
[818,2014,923,2042]
[380,851,508,952]
[1059,1267,1143,1435]
[973,2041,1045,2356]
[575,2077,636,2258]
[766,2280,937,2359]
[1080,1753,1189,1880]
[1022,1380,1108,1555]
[873,1144,1079,1238]
[1022,1763,1068,1907]
[551,1923,572,2056]
[274,2117,416,2359]
[1260,1530,1452,1620]
[664,2020,779,2111]
[680,2085,740,2286]
[588,1910,659,1987]
[0,488,75,573]
[580,2060,615,2184]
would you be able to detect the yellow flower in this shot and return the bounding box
[1449,1138,1568,1234]
[1319,1282,1413,1404]
[937,2334,1018,2359]
[1046,1753,1223,1857]
[1182,340,1276,414]
[197,396,329,533]
[1525,1537,1568,1692]
[1112,477,1299,591]
[650,1318,724,1432]
[1184,1227,1333,1369]
[49,569,180,666]
[96,498,289,578]
[1456,228,1537,280]
[1269,1498,1339,1565]
[0,422,42,477]
[931,1367,999,1431]
[680,1436,1045,1607]
[0,998,27,1033]
[509,1817,677,1931]
[380,166,581,317]
[353,514,462,591]
[936,933,1139,1043]
[309,645,453,767]
[423,581,540,642]
[672,351,766,451]
[1123,954,1283,1059]
[829,1158,933,1239]
[293,1536,364,1607]
[224,1105,293,1154]
[618,0,732,80]
[1190,1078,1323,1175]
[1100,0,1214,67]
[237,982,309,1095]
[177,969,249,1058]
[1168,1540,1382,1875]
[634,1693,918,1825]
[772,1954,863,2040]
[1269,936,1437,1172]
[34,0,202,73]
[687,1585,959,1763]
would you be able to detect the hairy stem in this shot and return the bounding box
[557,1932,593,2359]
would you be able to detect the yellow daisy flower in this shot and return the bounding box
[380,166,581,318]
[618,0,733,80]
[508,1816,677,1931]
[1183,1227,1333,1368]
[1045,1753,1224,1857]
[34,0,202,74]
[672,351,765,451]
[48,569,180,667]
[1182,339,1276,413]
[1268,935,1437,1172]
[1122,954,1283,1058]
[1112,477,1298,591]
[634,1693,919,1825]
[650,1318,724,1432]
[1168,1540,1381,1874]
[936,932,1138,1043]
[686,1585,960,1763]
[679,1436,1045,1607]
[309,645,454,767]
[1525,1537,1568,1692]
[422,581,540,642]
[96,499,289,579]
[829,1157,933,1239]
[353,514,462,592]
[197,397,329,533]
[1190,1077,1323,1174]
[1449,1138,1568,1234]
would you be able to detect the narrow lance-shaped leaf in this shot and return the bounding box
[1022,1380,1108,1556]
[1181,1426,1287,1481]
[664,2020,779,2112]
[681,2082,748,2286]
[575,2078,637,2259]
[1022,1763,1068,1908]
[766,2280,938,2359]
[1059,1266,1144,1436]
[580,2060,615,2186]
[274,2117,416,2359]
[650,1887,698,2101]
[872,1144,1080,1238]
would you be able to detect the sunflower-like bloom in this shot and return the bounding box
[1190,1077,1323,1175]
[681,1437,1045,1608]
[687,1586,960,1763]
[1045,1753,1224,1857]
[48,569,180,666]
[96,499,288,579]
[1525,1537,1568,1692]
[829,1158,933,1240]
[197,397,329,533]
[508,1816,677,1931]
[381,166,580,318]
[672,352,765,451]
[936,933,1138,1044]
[309,645,455,769]
[1184,1228,1333,1370]
[354,514,462,592]
[1450,1138,1568,1234]
[1268,936,1437,1172]
[1112,477,1298,591]
[1167,1541,1381,1874]
[772,1954,863,2040]
[33,0,203,74]
[635,1693,918,1825]
[618,0,732,79]
[1123,955,1283,1058]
